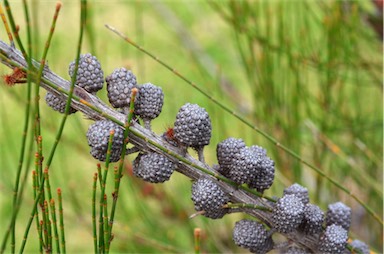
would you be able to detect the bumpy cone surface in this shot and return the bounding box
[173,103,212,149]
[133,152,176,183]
[325,202,352,231]
[283,183,310,205]
[272,194,305,233]
[69,53,104,94]
[247,151,275,193]
[348,240,370,254]
[134,83,164,127]
[228,147,261,185]
[232,219,273,254]
[45,92,77,114]
[191,178,229,219]
[86,120,124,162]
[299,203,324,236]
[106,67,137,108]
[318,224,348,254]
[216,137,246,177]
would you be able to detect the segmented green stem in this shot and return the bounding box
[42,200,50,252]
[92,173,98,254]
[47,219,52,253]
[57,188,66,254]
[98,130,115,253]
[38,220,44,254]
[45,170,60,254]
[103,194,109,251]
[36,136,44,214]
[105,24,383,225]
[32,170,43,253]
[43,169,53,211]
[106,88,138,253]
[49,199,60,254]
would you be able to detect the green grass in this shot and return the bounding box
[0,0,382,253]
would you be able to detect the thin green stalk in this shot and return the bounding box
[35,135,44,208]
[38,221,44,254]
[103,195,109,251]
[49,199,60,254]
[92,173,98,254]
[47,219,52,253]
[57,189,66,254]
[45,169,60,253]
[42,200,49,252]
[98,131,115,253]
[32,170,43,253]
[105,25,383,226]
[43,169,53,212]
[47,219,52,254]
[107,88,137,252]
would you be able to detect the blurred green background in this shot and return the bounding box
[0,0,382,253]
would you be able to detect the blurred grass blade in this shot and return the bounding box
[0,3,14,47]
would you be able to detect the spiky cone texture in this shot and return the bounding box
[272,194,305,234]
[247,151,275,193]
[191,178,229,219]
[68,53,104,94]
[232,219,274,254]
[134,83,164,129]
[347,239,370,254]
[106,67,137,109]
[216,137,246,177]
[45,92,77,114]
[228,147,261,185]
[86,120,124,162]
[318,224,348,254]
[325,202,352,231]
[173,103,211,153]
[283,183,309,205]
[133,152,176,183]
[299,203,324,236]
